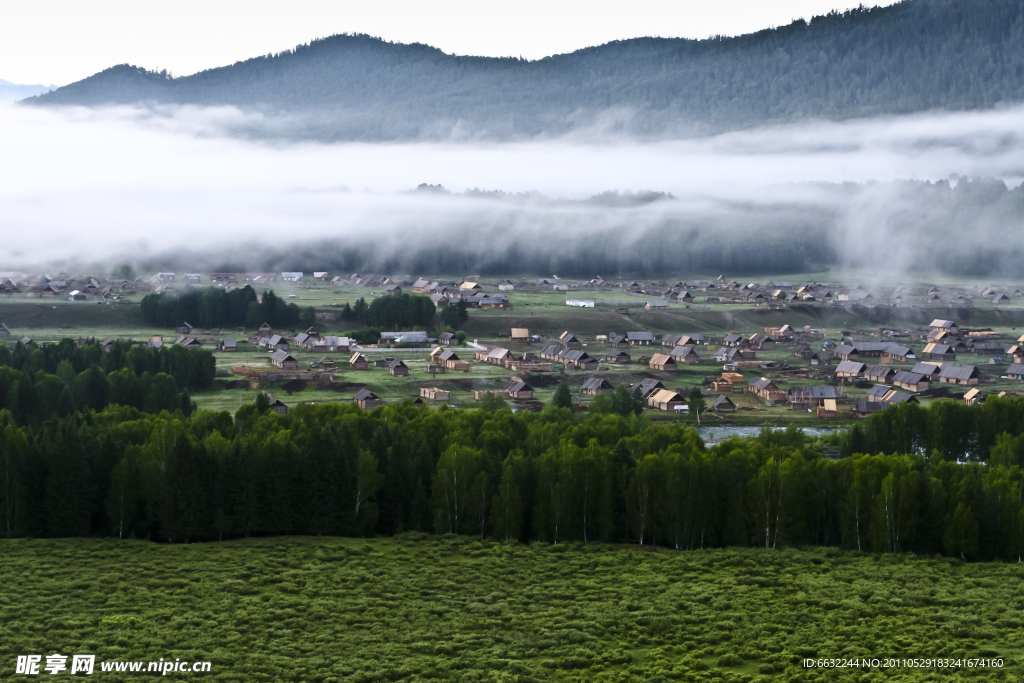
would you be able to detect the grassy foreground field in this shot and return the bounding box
[2,537,1022,682]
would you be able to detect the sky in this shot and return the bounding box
[0,0,899,86]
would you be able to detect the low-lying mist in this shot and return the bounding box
[2,103,1024,277]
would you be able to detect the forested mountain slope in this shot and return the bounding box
[24,0,1024,140]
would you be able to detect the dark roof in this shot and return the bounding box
[748,377,776,390]
[884,344,912,356]
[867,384,891,398]
[439,332,456,341]
[893,371,926,385]
[711,395,735,408]
[856,401,889,414]
[387,359,407,369]
[353,389,379,401]
[638,378,665,397]
[937,364,979,381]
[1007,363,1024,375]
[626,331,654,341]
[911,362,942,376]
[505,380,533,393]
[581,377,613,391]
[834,344,857,356]
[788,385,839,400]
[661,333,683,344]
[723,333,744,344]
[271,350,295,363]
[886,391,915,404]
[864,365,895,378]
[835,360,866,374]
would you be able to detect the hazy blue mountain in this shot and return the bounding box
[23,0,1024,139]
[0,79,56,103]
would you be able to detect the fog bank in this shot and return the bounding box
[2,103,1023,276]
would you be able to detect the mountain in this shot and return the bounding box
[23,0,1024,140]
[0,79,57,103]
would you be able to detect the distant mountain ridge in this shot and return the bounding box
[1,79,57,103]
[23,0,1024,140]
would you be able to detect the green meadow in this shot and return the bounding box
[2,536,1022,682]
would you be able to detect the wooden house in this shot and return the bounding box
[257,391,289,415]
[676,291,693,304]
[257,323,274,339]
[649,353,677,371]
[99,338,115,353]
[893,371,929,392]
[384,285,402,295]
[994,294,1010,304]
[964,388,985,405]
[668,346,699,364]
[505,379,535,400]
[175,336,203,351]
[637,379,666,399]
[427,364,447,375]
[510,328,531,342]
[1006,363,1024,380]
[581,377,614,395]
[412,278,431,292]
[175,322,195,335]
[864,365,897,383]
[420,387,451,401]
[833,344,860,361]
[835,360,866,378]
[605,350,631,364]
[787,385,838,409]
[645,300,670,310]
[748,377,786,402]
[0,322,10,338]
[349,352,369,370]
[648,389,686,411]
[711,395,736,412]
[474,389,510,401]
[937,363,980,386]
[438,332,457,346]
[388,359,409,376]
[922,343,956,361]
[854,401,890,418]
[354,389,384,409]
[930,319,959,335]
[270,350,298,370]
[626,331,654,346]
[747,334,775,350]
[217,338,237,352]
[723,333,746,347]
[881,344,914,362]
[559,331,582,349]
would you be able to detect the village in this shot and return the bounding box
[1,269,1023,423]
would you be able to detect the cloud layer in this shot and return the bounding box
[2,103,1023,276]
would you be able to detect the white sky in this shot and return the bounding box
[1,0,899,86]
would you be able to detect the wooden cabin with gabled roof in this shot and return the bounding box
[649,353,676,371]
[354,389,384,409]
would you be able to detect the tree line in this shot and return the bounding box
[3,396,1024,561]
[338,294,440,331]
[0,339,212,427]
[140,287,302,330]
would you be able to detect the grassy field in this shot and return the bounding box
[1,537,1020,682]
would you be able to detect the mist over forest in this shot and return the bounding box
[5,0,1024,278]
[22,0,1024,142]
